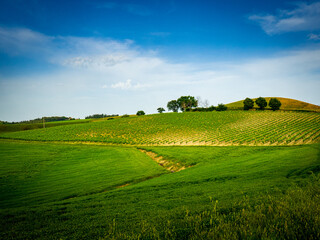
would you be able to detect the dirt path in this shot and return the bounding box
[138,148,190,172]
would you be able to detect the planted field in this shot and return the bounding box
[0,140,319,239]
[1,111,319,145]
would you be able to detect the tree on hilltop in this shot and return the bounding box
[269,98,282,111]
[157,107,165,113]
[167,100,179,112]
[136,110,145,116]
[177,96,198,112]
[243,98,254,110]
[255,97,267,110]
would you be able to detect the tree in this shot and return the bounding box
[136,110,145,116]
[216,103,227,111]
[167,100,179,112]
[177,96,198,112]
[269,98,282,111]
[157,107,165,113]
[243,97,254,110]
[255,97,267,110]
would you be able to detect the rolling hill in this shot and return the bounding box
[1,111,319,145]
[1,105,320,239]
[226,97,320,111]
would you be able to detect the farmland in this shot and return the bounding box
[1,111,319,145]
[1,108,320,239]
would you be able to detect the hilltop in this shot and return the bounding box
[226,97,320,112]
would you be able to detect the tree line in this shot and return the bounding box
[165,96,227,113]
[85,114,119,119]
[1,116,75,124]
[244,97,281,111]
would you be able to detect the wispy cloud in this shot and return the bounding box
[308,33,320,40]
[249,1,320,35]
[0,26,53,56]
[97,2,152,16]
[0,27,320,121]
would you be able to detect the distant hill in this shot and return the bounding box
[226,97,320,112]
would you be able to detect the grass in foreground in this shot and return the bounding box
[0,141,166,208]
[104,174,320,240]
[0,141,319,239]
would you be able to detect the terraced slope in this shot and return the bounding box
[1,111,319,145]
[226,97,320,111]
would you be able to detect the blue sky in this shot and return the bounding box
[1,0,320,121]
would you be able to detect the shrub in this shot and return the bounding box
[136,111,145,116]
[216,104,227,111]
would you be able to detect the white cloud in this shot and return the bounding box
[0,27,320,121]
[111,79,144,90]
[249,1,320,34]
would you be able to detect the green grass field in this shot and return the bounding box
[1,140,319,239]
[1,111,319,145]
[1,109,320,239]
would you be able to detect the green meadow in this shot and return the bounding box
[1,110,320,239]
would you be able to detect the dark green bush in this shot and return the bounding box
[216,104,227,111]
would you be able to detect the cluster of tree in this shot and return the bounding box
[167,96,198,112]
[244,97,282,111]
[85,114,119,119]
[166,96,227,112]
[2,116,75,124]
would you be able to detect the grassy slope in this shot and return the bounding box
[1,111,319,145]
[0,141,166,208]
[0,119,92,133]
[226,97,320,111]
[0,141,319,239]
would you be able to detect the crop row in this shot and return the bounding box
[0,111,319,146]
